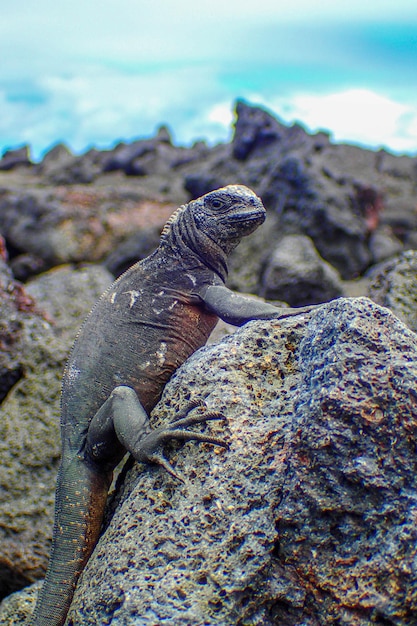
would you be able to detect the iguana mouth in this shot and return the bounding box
[233,210,265,222]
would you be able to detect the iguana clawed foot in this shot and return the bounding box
[137,399,228,481]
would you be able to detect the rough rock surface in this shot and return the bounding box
[0,264,112,600]
[0,186,176,275]
[0,582,39,625]
[260,234,344,306]
[184,102,416,280]
[367,250,417,333]
[52,297,417,625]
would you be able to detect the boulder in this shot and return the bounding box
[102,139,156,175]
[0,146,32,171]
[183,172,226,199]
[0,188,175,273]
[181,102,376,279]
[367,249,417,332]
[232,99,284,160]
[261,234,344,306]
[36,142,74,176]
[368,226,404,265]
[104,226,161,277]
[45,297,417,625]
[259,156,317,216]
[101,126,195,177]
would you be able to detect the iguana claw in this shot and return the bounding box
[138,402,228,479]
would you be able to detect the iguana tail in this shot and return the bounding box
[32,456,111,625]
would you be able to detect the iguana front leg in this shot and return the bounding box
[86,385,227,478]
[195,284,317,326]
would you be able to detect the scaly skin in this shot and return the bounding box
[32,185,312,624]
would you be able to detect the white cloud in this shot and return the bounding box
[3,77,417,160]
[0,62,235,158]
[266,89,417,154]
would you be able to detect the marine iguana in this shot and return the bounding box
[32,185,312,625]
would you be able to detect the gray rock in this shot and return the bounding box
[36,142,73,174]
[36,143,103,185]
[0,581,39,625]
[259,156,318,217]
[59,297,416,625]
[261,234,344,305]
[25,263,113,342]
[101,126,206,178]
[254,154,374,279]
[104,226,161,277]
[0,187,176,273]
[0,146,32,171]
[183,172,226,199]
[0,264,112,600]
[368,226,404,265]
[232,99,284,160]
[0,190,73,267]
[279,197,372,280]
[2,99,416,285]
[227,213,281,296]
[367,249,417,332]
[183,102,377,279]
[102,139,156,175]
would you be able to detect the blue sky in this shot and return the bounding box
[1,0,417,160]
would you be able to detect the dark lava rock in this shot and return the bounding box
[0,146,32,171]
[101,126,207,178]
[181,102,378,279]
[367,249,417,332]
[104,226,161,277]
[2,99,416,285]
[259,156,317,216]
[261,234,344,306]
[55,297,417,625]
[183,172,226,199]
[0,187,176,272]
[38,144,104,184]
[102,139,156,175]
[232,99,284,160]
[286,202,371,280]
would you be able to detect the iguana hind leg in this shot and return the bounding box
[85,385,227,478]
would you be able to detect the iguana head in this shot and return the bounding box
[161,185,266,279]
[192,185,266,250]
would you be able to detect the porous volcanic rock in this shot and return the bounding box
[0,264,112,601]
[367,249,417,332]
[0,186,176,272]
[60,297,417,625]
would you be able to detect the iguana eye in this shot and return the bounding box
[211,198,224,209]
